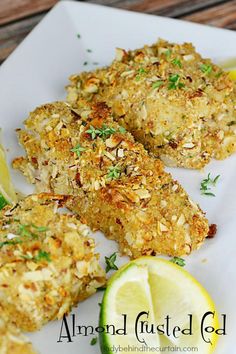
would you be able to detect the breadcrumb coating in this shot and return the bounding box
[0,310,36,354]
[0,193,105,332]
[13,101,209,259]
[67,39,236,169]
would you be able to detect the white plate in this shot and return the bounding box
[0,1,235,353]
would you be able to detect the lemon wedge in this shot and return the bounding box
[0,130,17,209]
[219,58,236,81]
[228,70,236,81]
[99,257,219,354]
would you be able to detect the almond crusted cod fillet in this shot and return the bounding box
[13,101,209,259]
[0,310,36,354]
[0,193,105,332]
[67,39,236,168]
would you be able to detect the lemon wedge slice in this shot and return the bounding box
[228,70,236,81]
[219,58,236,81]
[99,257,219,354]
[0,129,17,209]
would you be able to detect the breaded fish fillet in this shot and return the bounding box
[0,321,34,354]
[67,39,236,169]
[0,194,105,332]
[13,101,209,259]
[0,310,36,354]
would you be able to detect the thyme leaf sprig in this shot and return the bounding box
[172,58,182,68]
[21,250,51,262]
[105,252,119,273]
[0,239,23,248]
[107,166,121,180]
[170,257,185,267]
[168,74,185,90]
[71,144,86,157]
[200,173,220,197]
[90,337,98,346]
[200,64,212,75]
[86,125,116,140]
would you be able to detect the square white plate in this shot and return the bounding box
[0,1,235,353]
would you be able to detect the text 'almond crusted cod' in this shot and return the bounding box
[13,101,209,259]
[67,40,236,169]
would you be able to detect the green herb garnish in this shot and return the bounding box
[83,61,88,66]
[200,173,220,197]
[200,64,212,75]
[168,74,185,90]
[31,224,48,232]
[90,337,98,346]
[215,71,223,78]
[138,67,146,74]
[87,49,92,53]
[107,166,121,180]
[34,250,51,262]
[0,223,48,249]
[170,257,185,267]
[0,194,8,210]
[152,81,164,89]
[21,250,51,262]
[169,74,179,84]
[77,33,81,38]
[71,144,86,157]
[172,58,182,68]
[135,67,147,81]
[86,126,101,139]
[18,223,48,240]
[18,224,35,238]
[86,125,116,140]
[98,125,116,140]
[105,252,118,273]
[0,239,22,248]
[164,49,172,58]
[119,126,126,134]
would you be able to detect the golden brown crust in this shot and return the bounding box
[0,193,106,331]
[13,101,209,259]
[0,309,36,354]
[66,39,236,168]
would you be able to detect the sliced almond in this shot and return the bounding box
[177,214,185,226]
[172,184,178,192]
[217,130,224,140]
[183,54,194,61]
[135,189,151,199]
[115,48,127,61]
[160,200,167,208]
[103,150,116,161]
[105,137,118,148]
[84,77,100,93]
[171,215,177,222]
[183,142,195,149]
[158,221,169,233]
[117,148,124,158]
[121,70,135,78]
